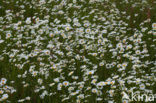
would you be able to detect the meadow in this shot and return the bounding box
[0,0,156,103]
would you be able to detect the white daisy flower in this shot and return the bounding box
[92,88,98,93]
[26,17,31,24]
[63,81,69,87]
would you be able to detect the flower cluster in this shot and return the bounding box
[0,0,155,103]
[0,78,16,102]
